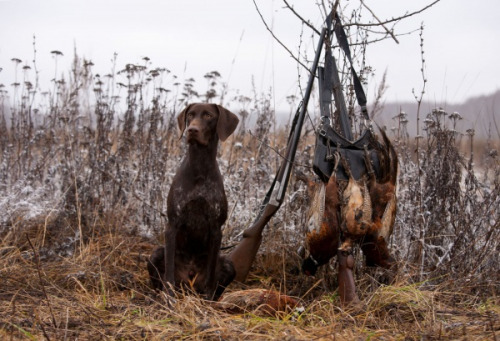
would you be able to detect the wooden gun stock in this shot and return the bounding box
[230,204,278,282]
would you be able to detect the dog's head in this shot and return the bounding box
[177,103,239,145]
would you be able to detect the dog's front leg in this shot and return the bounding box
[205,230,222,300]
[163,225,176,298]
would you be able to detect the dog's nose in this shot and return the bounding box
[187,126,199,135]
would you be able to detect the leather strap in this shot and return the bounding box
[332,13,370,121]
[319,11,371,143]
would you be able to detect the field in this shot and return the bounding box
[0,55,499,340]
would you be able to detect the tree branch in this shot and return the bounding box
[254,0,439,73]
[284,0,441,33]
[345,0,442,28]
[252,0,309,71]
[360,0,399,44]
[332,28,419,49]
[282,0,320,35]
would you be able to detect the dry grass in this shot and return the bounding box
[1,52,499,339]
[1,231,498,340]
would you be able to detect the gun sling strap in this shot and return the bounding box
[313,13,382,182]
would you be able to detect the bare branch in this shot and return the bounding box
[282,0,320,35]
[332,28,419,49]
[27,235,58,330]
[252,0,309,71]
[284,0,441,35]
[255,0,436,73]
[248,129,313,168]
[360,0,399,44]
[370,69,388,119]
[346,0,442,28]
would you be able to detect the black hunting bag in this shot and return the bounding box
[313,124,381,182]
[312,13,381,182]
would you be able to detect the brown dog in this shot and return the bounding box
[147,103,239,300]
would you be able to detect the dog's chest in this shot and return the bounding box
[169,177,227,228]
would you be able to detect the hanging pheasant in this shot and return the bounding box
[301,172,341,276]
[359,128,398,269]
[298,9,399,306]
[301,127,398,294]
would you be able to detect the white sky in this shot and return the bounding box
[1,0,499,112]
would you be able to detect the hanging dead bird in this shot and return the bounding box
[300,172,341,276]
[338,128,398,270]
[297,11,399,306]
[359,128,398,269]
[338,151,373,254]
[301,127,398,275]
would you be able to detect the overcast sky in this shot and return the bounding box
[1,0,499,113]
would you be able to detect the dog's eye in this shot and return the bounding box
[186,112,194,120]
[203,112,213,119]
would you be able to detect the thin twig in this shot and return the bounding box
[96,168,167,218]
[248,130,313,169]
[360,0,399,44]
[282,0,320,35]
[26,235,58,331]
[338,28,419,48]
[346,0,442,27]
[284,0,440,35]
[412,24,427,281]
[252,0,309,72]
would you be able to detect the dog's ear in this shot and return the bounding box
[215,105,239,141]
[177,104,193,137]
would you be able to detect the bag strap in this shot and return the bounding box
[332,13,370,121]
[318,14,334,122]
[319,14,354,141]
[317,11,374,144]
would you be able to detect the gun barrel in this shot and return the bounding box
[229,24,330,283]
[273,25,329,203]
